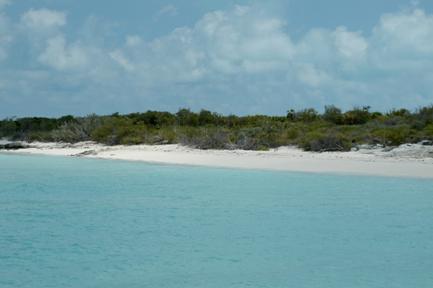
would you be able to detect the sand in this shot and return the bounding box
[3,141,433,179]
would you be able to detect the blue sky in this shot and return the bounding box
[1,0,433,117]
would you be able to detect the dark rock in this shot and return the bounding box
[153,139,170,145]
[75,150,97,156]
[420,140,433,146]
[0,142,29,150]
[382,146,394,152]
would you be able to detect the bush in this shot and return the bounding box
[300,131,352,152]
[423,124,433,140]
[323,105,343,125]
[0,119,17,138]
[27,131,54,142]
[91,118,145,145]
[198,110,221,126]
[128,111,176,127]
[3,105,433,152]
[371,126,414,146]
[415,105,433,127]
[288,108,319,122]
[343,106,371,125]
[156,128,177,144]
[387,109,411,118]
[176,108,199,126]
[233,129,262,150]
[177,127,230,149]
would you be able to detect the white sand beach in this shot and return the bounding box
[2,141,433,179]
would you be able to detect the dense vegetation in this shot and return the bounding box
[1,105,433,152]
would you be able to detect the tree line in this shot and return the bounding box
[1,105,432,151]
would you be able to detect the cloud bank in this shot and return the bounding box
[1,4,433,116]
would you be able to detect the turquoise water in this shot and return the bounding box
[1,154,433,288]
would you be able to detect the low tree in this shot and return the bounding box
[323,105,343,125]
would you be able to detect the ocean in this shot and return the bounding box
[1,153,433,288]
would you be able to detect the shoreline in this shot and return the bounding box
[2,141,433,179]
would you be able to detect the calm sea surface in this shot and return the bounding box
[1,153,433,288]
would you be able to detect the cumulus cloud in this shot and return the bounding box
[17,8,93,71]
[370,8,433,71]
[334,27,368,60]
[296,64,332,87]
[2,4,433,116]
[197,6,294,73]
[113,5,295,85]
[21,9,66,31]
[107,6,433,112]
[38,35,89,70]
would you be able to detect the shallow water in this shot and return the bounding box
[1,153,433,288]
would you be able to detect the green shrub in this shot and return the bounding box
[343,106,371,125]
[423,124,433,139]
[415,105,433,127]
[3,105,433,152]
[176,108,199,126]
[323,105,343,124]
[0,119,17,138]
[371,126,414,146]
[300,131,352,152]
[387,109,411,118]
[91,118,145,145]
[287,108,319,122]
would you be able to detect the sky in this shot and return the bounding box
[1,0,433,117]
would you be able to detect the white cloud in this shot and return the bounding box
[18,8,94,71]
[371,8,433,65]
[38,35,88,70]
[46,6,433,112]
[2,4,433,116]
[109,50,134,71]
[155,4,178,19]
[0,5,11,61]
[21,9,66,30]
[125,35,142,47]
[297,64,332,87]
[196,6,294,74]
[334,27,368,60]
[112,5,295,85]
